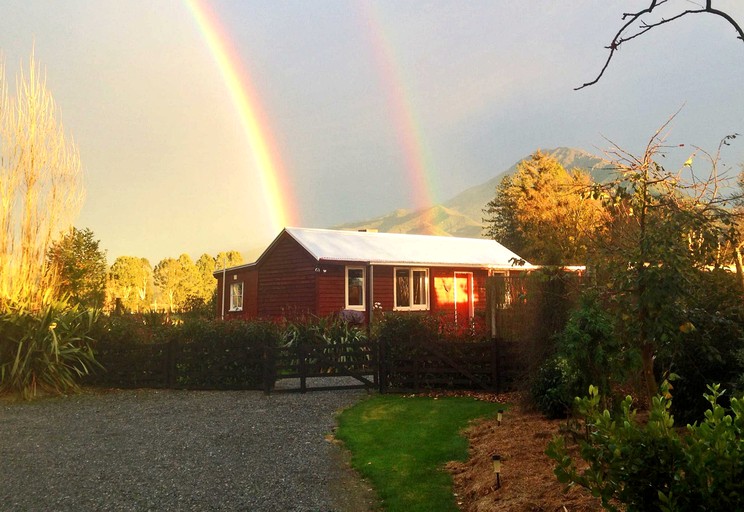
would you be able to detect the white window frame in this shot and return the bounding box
[345,266,366,311]
[229,282,243,312]
[394,267,429,311]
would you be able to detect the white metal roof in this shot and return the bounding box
[283,227,532,268]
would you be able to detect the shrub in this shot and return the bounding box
[435,312,489,342]
[650,269,744,423]
[0,299,100,399]
[530,355,581,419]
[546,382,744,511]
[90,312,172,346]
[88,315,281,390]
[531,294,632,418]
[374,312,439,348]
[279,315,370,374]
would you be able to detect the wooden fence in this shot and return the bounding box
[378,337,518,393]
[88,274,582,393]
[87,336,519,394]
[485,272,583,376]
[87,338,264,390]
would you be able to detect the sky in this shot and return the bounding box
[1,0,744,264]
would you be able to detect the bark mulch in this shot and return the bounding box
[440,392,603,512]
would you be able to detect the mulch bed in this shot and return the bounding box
[425,391,604,512]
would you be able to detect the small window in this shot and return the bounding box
[394,267,429,311]
[345,267,365,311]
[230,282,243,311]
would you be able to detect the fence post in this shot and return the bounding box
[166,339,177,388]
[299,342,307,393]
[378,338,387,394]
[262,337,272,395]
[491,337,500,393]
[497,337,505,394]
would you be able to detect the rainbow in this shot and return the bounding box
[185,0,296,233]
[358,2,437,217]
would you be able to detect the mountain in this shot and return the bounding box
[334,204,484,238]
[445,147,610,223]
[335,147,609,237]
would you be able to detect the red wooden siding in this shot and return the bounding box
[215,266,258,320]
[370,265,394,313]
[316,264,346,317]
[257,232,318,319]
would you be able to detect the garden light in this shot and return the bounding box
[492,454,502,489]
[497,409,504,425]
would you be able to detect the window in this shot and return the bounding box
[394,267,429,311]
[230,282,243,311]
[345,267,365,310]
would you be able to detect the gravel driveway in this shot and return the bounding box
[0,384,377,511]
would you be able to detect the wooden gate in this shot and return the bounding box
[265,338,378,393]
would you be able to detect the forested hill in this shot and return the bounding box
[335,147,609,238]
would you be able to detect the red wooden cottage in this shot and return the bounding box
[214,227,532,324]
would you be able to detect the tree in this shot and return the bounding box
[195,253,217,303]
[587,121,740,399]
[177,254,201,302]
[153,258,182,312]
[214,250,243,271]
[579,2,744,90]
[0,52,84,305]
[46,227,107,308]
[483,151,606,265]
[109,256,153,312]
[153,252,244,313]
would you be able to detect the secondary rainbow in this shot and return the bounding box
[359,2,437,215]
[185,0,296,233]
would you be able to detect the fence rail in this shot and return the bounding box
[87,338,264,390]
[87,336,521,394]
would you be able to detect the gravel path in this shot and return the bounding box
[0,384,377,511]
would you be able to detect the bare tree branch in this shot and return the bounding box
[576,1,744,90]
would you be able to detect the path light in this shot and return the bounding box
[497,409,504,426]
[492,454,502,489]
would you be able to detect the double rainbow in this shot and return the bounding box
[359,1,437,216]
[186,1,438,233]
[185,0,297,233]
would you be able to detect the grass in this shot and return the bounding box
[335,395,504,512]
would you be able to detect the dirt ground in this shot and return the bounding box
[435,391,604,512]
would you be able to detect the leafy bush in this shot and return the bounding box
[279,315,370,374]
[546,382,744,511]
[531,355,581,419]
[88,315,281,390]
[0,299,100,399]
[90,312,172,346]
[654,269,744,423]
[435,312,489,342]
[531,294,631,418]
[173,318,280,389]
[374,312,439,348]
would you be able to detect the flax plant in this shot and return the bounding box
[0,294,99,399]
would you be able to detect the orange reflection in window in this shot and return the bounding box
[434,277,455,307]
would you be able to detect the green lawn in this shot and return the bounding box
[335,395,503,512]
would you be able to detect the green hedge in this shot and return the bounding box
[87,315,280,390]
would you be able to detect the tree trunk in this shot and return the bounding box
[734,245,744,295]
[641,342,657,402]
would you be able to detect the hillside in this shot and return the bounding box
[334,204,483,238]
[336,147,609,237]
